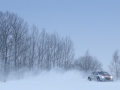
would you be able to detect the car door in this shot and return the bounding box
[93,72,98,80]
[90,72,95,80]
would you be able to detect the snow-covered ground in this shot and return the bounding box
[0,70,119,90]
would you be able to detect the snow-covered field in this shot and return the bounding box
[0,70,119,90]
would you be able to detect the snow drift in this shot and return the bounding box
[0,70,119,90]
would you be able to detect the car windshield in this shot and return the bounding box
[98,71,109,75]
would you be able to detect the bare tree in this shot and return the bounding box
[37,30,49,70]
[74,51,102,72]
[0,11,30,80]
[37,31,74,71]
[61,37,74,69]
[10,14,28,71]
[0,11,13,80]
[28,25,39,70]
[109,50,120,79]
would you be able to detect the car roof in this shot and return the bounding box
[92,71,107,73]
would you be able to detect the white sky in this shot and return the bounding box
[0,0,120,70]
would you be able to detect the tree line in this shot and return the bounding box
[0,11,75,80]
[0,11,119,81]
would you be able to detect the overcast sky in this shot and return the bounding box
[0,0,120,70]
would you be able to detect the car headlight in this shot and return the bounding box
[110,76,113,78]
[102,76,104,78]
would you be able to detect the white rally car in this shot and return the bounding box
[88,71,113,81]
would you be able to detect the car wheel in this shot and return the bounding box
[111,79,113,81]
[88,77,91,81]
[97,77,100,81]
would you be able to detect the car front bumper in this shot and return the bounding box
[100,76,113,81]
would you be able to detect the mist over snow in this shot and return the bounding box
[0,70,119,90]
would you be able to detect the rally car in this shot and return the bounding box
[88,71,113,81]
